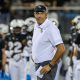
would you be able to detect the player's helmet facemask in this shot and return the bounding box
[13,26,21,35]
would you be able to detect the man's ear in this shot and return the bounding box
[46,13,48,18]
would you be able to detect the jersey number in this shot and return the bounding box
[8,41,22,55]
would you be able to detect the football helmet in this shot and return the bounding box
[49,18,59,27]
[0,24,9,34]
[72,16,80,33]
[76,23,80,33]
[25,17,36,32]
[10,19,25,33]
[72,16,80,26]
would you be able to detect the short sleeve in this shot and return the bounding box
[48,25,63,46]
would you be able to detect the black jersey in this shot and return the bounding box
[0,37,5,60]
[5,33,26,58]
[75,34,80,45]
[74,34,80,59]
[0,37,5,69]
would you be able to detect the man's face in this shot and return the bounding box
[13,27,21,34]
[34,12,47,25]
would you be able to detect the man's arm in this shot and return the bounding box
[50,43,65,65]
[2,48,6,68]
[40,43,65,74]
[71,44,78,64]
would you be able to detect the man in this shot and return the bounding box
[32,5,65,80]
[69,16,80,80]
[5,19,27,80]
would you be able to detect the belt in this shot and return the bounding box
[35,59,60,66]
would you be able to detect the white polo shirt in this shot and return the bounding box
[32,18,63,63]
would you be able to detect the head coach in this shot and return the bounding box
[32,5,65,80]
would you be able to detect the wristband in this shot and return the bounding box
[49,63,54,68]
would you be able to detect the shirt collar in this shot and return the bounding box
[36,18,49,29]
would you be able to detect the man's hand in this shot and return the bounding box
[40,64,51,74]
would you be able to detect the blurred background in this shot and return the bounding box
[0,0,80,80]
[0,0,80,40]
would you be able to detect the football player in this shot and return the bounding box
[24,17,37,80]
[65,16,80,80]
[0,24,6,77]
[5,19,27,80]
[24,17,36,56]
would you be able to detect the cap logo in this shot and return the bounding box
[34,5,48,13]
[38,6,41,8]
